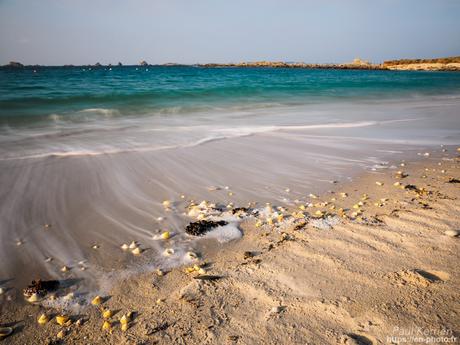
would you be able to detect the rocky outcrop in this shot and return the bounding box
[6,61,24,68]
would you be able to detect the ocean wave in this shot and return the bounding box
[0,118,418,161]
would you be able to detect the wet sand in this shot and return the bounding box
[1,145,459,344]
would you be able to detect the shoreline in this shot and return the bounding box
[1,145,459,344]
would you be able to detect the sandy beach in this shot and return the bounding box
[1,145,459,344]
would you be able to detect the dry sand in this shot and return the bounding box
[1,147,459,344]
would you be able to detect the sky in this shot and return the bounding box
[0,0,460,65]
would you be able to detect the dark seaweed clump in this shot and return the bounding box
[185,220,228,236]
[23,279,60,297]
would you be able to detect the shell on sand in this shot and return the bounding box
[444,230,459,237]
[0,327,13,338]
[102,321,112,331]
[56,315,69,326]
[131,247,142,255]
[26,293,40,303]
[128,241,137,249]
[161,231,170,240]
[121,243,129,250]
[102,309,113,319]
[91,295,103,306]
[164,248,174,256]
[38,313,49,325]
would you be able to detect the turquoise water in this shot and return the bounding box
[1,66,460,123]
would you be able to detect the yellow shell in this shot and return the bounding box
[102,321,112,331]
[160,231,170,240]
[198,268,207,275]
[314,210,324,217]
[299,204,306,210]
[131,247,142,255]
[57,330,66,339]
[38,314,49,325]
[91,295,103,305]
[121,322,129,332]
[102,309,113,319]
[27,293,40,303]
[375,181,384,186]
[277,214,284,222]
[267,218,274,226]
[120,314,130,325]
[255,220,263,227]
[56,315,69,326]
[185,267,195,273]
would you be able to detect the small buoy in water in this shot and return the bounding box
[161,231,170,240]
[102,309,113,319]
[56,315,69,326]
[121,243,129,251]
[131,247,142,255]
[38,313,49,325]
[91,295,103,306]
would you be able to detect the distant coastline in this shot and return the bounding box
[2,56,460,71]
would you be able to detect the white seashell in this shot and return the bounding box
[131,247,142,255]
[186,251,198,260]
[61,266,69,272]
[92,244,100,249]
[163,248,174,256]
[162,200,171,208]
[63,292,74,301]
[129,241,137,249]
[121,244,129,250]
[45,257,53,263]
[157,217,164,222]
[444,230,459,237]
[27,293,40,303]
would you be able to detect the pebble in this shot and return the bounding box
[444,230,459,237]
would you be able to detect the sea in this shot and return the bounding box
[1,66,460,302]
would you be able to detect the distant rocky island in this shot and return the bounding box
[3,57,460,71]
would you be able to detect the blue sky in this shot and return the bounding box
[1,0,459,65]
